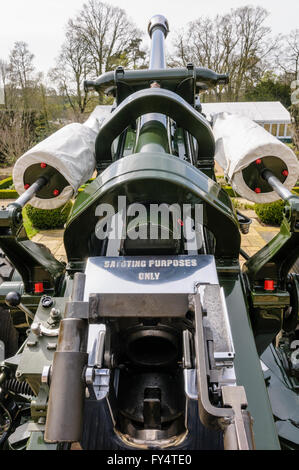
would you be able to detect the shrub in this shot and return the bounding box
[25,201,73,230]
[0,189,18,199]
[231,198,255,210]
[0,177,13,189]
[254,200,285,225]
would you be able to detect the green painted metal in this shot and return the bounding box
[243,194,299,354]
[85,66,228,105]
[15,297,66,393]
[220,273,281,449]
[95,88,215,171]
[250,290,290,355]
[261,345,299,449]
[244,194,299,283]
[64,152,240,261]
[135,120,169,154]
[0,204,65,294]
[26,432,57,450]
[243,218,297,287]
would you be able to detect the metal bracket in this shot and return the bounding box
[85,325,110,400]
[222,386,250,450]
[189,293,254,450]
[30,384,49,420]
[86,368,110,401]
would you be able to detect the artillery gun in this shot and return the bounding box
[0,15,298,451]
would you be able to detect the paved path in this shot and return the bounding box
[240,209,279,258]
[32,230,67,263]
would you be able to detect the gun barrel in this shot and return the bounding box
[148,15,169,69]
[138,16,170,150]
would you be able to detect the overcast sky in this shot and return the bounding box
[0,0,298,78]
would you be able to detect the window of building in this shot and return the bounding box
[271,124,277,136]
[264,123,271,132]
[278,124,285,137]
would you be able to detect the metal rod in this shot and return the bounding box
[139,15,170,134]
[19,303,35,322]
[12,177,48,209]
[148,15,169,69]
[71,272,86,302]
[261,169,293,201]
[240,248,250,261]
[45,318,88,443]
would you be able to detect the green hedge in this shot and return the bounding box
[25,201,73,230]
[254,200,285,225]
[0,177,17,197]
[0,189,18,199]
[222,185,240,197]
[0,177,13,189]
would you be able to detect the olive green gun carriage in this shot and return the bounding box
[0,15,298,451]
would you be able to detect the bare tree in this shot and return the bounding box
[50,0,144,118]
[0,60,8,107]
[171,6,276,102]
[276,29,299,83]
[68,0,143,76]
[274,30,299,150]
[49,27,94,118]
[232,6,277,101]
[171,14,240,101]
[0,112,35,165]
[8,41,35,109]
[122,38,148,70]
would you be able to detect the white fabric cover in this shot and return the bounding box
[13,106,112,209]
[84,105,112,133]
[213,112,299,203]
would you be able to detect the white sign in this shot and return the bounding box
[0,87,4,105]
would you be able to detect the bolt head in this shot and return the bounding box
[50,308,60,319]
[31,322,41,336]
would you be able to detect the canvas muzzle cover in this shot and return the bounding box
[13,106,112,209]
[212,112,299,203]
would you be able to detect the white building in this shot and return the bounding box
[201,101,292,142]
